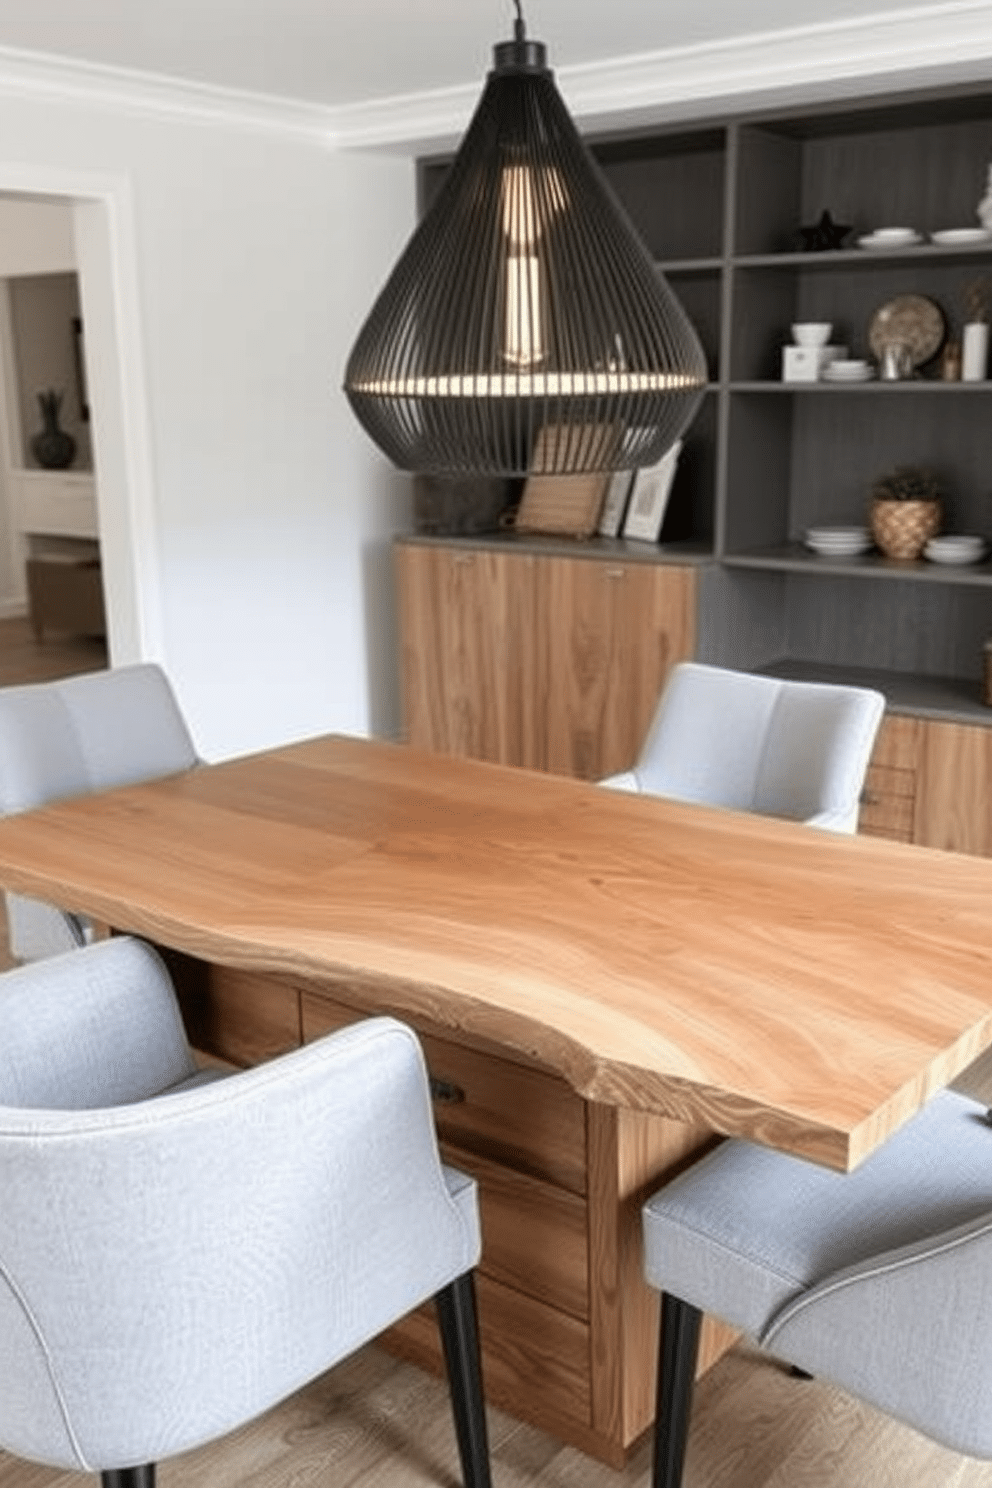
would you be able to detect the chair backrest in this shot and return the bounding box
[0,937,197,1109]
[630,662,885,832]
[0,664,198,960]
[0,943,479,1472]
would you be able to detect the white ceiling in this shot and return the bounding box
[0,0,975,110]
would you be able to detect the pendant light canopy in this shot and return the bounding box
[344,6,707,477]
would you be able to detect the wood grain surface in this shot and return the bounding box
[0,733,989,1171]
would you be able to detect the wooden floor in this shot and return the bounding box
[2,1334,992,1488]
[0,616,991,1487]
[0,614,106,689]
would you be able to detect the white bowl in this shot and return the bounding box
[792,322,832,347]
[924,539,986,565]
[870,226,917,241]
[926,535,985,553]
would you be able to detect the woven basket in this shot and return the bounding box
[870,498,941,560]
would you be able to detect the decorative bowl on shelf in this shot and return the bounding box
[923,535,987,565]
[791,322,832,346]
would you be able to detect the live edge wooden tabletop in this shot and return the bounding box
[0,732,989,1173]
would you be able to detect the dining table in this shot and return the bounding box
[0,731,989,1465]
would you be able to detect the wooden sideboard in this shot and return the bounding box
[396,539,992,858]
[395,539,696,781]
[862,712,992,855]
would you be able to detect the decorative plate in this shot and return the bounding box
[868,294,946,367]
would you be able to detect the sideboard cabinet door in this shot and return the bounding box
[914,720,992,857]
[535,556,696,780]
[396,544,534,764]
[395,542,697,781]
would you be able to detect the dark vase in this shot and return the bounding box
[31,390,76,470]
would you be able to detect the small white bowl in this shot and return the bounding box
[792,322,832,347]
[870,226,917,241]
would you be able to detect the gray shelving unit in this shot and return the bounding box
[418,82,992,723]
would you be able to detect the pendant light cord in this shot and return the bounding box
[513,0,526,42]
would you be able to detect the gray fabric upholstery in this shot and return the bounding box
[601,662,885,833]
[0,937,198,1107]
[0,664,198,961]
[643,1088,992,1457]
[0,936,481,1474]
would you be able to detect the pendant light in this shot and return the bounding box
[343,4,707,477]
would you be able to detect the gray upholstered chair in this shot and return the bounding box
[0,664,199,961]
[0,936,491,1488]
[600,661,885,833]
[643,1088,992,1487]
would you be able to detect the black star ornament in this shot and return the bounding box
[796,210,853,252]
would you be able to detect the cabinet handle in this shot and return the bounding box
[429,1073,466,1105]
[453,553,475,567]
[605,567,626,580]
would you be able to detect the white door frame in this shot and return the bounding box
[0,163,162,665]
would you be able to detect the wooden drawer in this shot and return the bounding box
[860,763,916,842]
[26,555,105,640]
[868,713,920,770]
[12,471,98,538]
[301,990,587,1194]
[385,1271,593,1434]
[168,957,301,1065]
[859,715,920,843]
[441,1141,588,1320]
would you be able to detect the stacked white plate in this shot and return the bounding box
[923,534,987,565]
[804,525,874,557]
[857,227,923,249]
[823,359,875,383]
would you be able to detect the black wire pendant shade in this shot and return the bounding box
[343,10,707,477]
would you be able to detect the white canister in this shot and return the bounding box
[962,321,989,382]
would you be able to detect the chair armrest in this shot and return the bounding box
[763,1211,992,1457]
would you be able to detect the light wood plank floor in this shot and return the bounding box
[2,1334,992,1488]
[0,614,106,689]
[0,616,991,1488]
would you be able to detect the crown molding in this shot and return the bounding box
[0,2,988,152]
[0,44,336,142]
[331,0,992,152]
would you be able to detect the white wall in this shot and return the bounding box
[0,89,416,760]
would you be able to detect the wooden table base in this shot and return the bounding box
[170,953,736,1467]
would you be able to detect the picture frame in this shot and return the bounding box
[597,470,634,538]
[622,440,682,542]
[515,424,609,538]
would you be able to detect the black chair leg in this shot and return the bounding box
[102,1468,155,1488]
[436,1271,492,1488]
[654,1293,702,1488]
